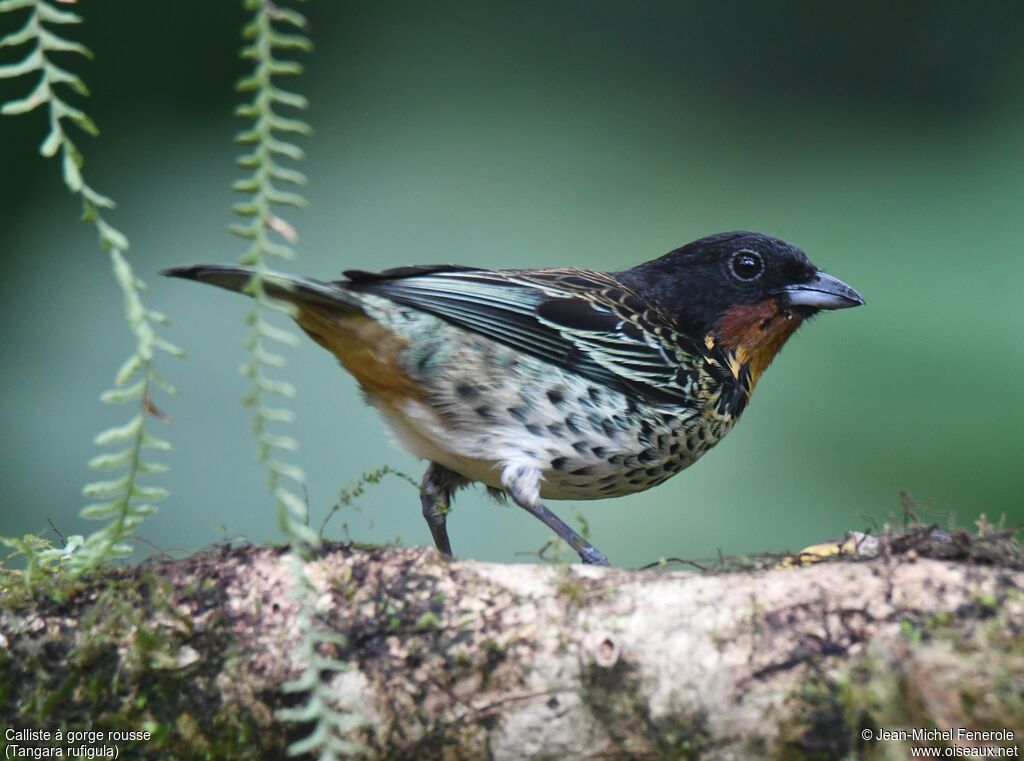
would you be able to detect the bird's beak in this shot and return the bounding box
[775,271,864,311]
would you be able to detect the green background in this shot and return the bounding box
[1,1,1022,567]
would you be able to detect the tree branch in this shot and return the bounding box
[1,540,1021,759]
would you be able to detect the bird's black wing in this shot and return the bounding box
[341,267,708,407]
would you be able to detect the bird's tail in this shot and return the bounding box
[161,264,359,313]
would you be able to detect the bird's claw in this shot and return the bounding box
[579,546,610,567]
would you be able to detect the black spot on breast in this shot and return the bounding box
[588,386,603,404]
[599,473,619,483]
[547,423,565,436]
[657,434,672,449]
[565,414,584,435]
[697,428,707,441]
[645,467,662,478]
[639,420,654,438]
[638,449,660,464]
[547,388,566,406]
[550,457,569,470]
[508,406,529,423]
[455,383,479,400]
[590,446,607,458]
[475,405,498,422]
[570,466,592,476]
[572,441,589,454]
[525,424,544,437]
[600,419,618,438]
[669,442,681,455]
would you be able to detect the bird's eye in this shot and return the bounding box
[730,250,763,281]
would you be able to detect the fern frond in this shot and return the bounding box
[231,0,312,540]
[0,0,179,575]
[230,2,374,756]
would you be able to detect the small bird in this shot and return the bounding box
[164,231,862,566]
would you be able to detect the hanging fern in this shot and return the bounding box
[231,1,368,756]
[232,0,315,546]
[0,0,179,576]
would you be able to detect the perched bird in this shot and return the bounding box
[164,231,862,566]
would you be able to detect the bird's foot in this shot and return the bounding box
[579,545,610,567]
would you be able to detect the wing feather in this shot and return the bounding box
[342,268,703,406]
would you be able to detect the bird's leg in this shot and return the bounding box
[420,462,466,559]
[501,464,610,567]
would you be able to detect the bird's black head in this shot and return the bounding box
[619,231,863,340]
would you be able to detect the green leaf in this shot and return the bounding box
[88,449,134,471]
[259,405,295,423]
[233,102,259,118]
[268,59,303,76]
[266,136,304,160]
[100,380,146,404]
[269,459,303,481]
[270,6,308,29]
[61,145,83,191]
[257,377,296,397]
[269,165,307,186]
[141,431,172,451]
[114,354,144,385]
[235,74,260,92]
[83,475,131,500]
[257,319,299,344]
[232,177,260,193]
[262,432,298,451]
[54,99,100,136]
[137,461,169,475]
[39,122,62,156]
[80,502,122,520]
[232,201,259,217]
[94,415,143,446]
[266,188,307,208]
[153,336,183,357]
[2,76,50,114]
[37,2,83,24]
[82,184,116,209]
[268,114,311,135]
[230,222,258,239]
[0,46,42,80]
[0,0,36,12]
[38,28,92,58]
[97,218,129,251]
[0,22,36,49]
[268,86,307,110]
[148,366,179,395]
[267,32,312,52]
[131,485,169,502]
[45,60,90,96]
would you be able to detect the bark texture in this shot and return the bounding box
[1,540,1022,760]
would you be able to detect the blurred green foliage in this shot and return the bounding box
[1,1,1022,568]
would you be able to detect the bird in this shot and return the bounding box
[164,231,862,567]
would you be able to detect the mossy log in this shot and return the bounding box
[1,539,1022,760]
